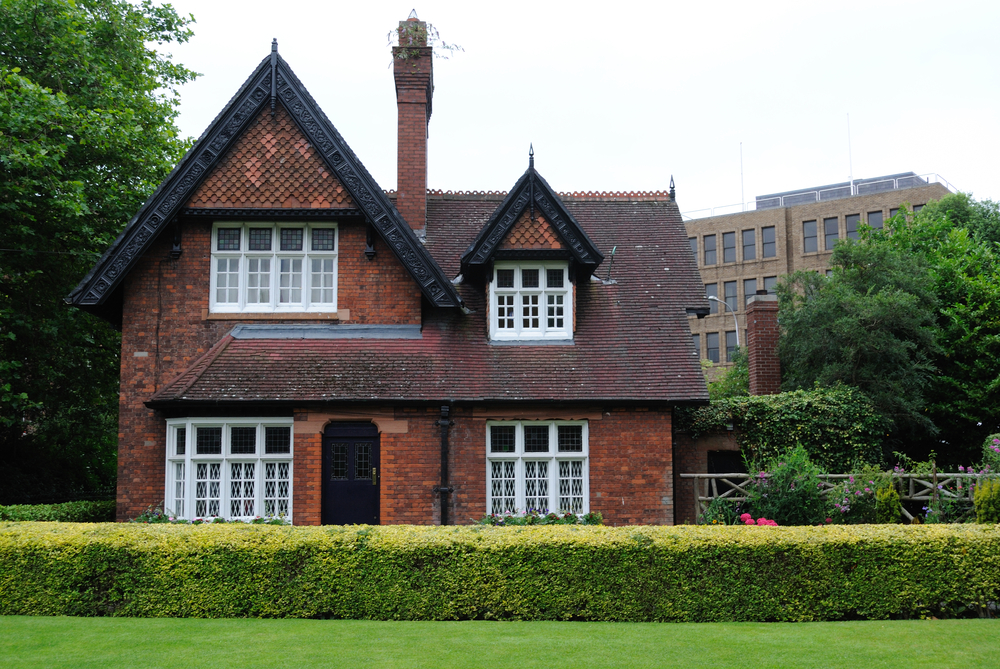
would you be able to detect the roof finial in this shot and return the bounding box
[271,37,278,118]
[669,175,675,200]
[270,39,278,117]
[408,8,419,19]
[529,143,534,169]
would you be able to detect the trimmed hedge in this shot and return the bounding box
[0,500,115,523]
[2,523,999,621]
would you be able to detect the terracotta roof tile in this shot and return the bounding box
[500,210,562,250]
[186,104,354,210]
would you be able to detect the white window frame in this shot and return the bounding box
[209,223,338,314]
[485,420,589,515]
[165,417,294,522]
[490,261,572,341]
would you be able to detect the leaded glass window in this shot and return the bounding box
[486,422,588,516]
[354,442,372,480]
[168,419,293,521]
[330,443,348,480]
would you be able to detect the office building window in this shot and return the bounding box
[705,283,718,314]
[706,332,720,364]
[890,208,900,219]
[726,331,738,361]
[803,220,818,253]
[724,281,738,312]
[868,211,883,229]
[743,278,757,305]
[762,226,776,258]
[824,217,839,250]
[846,214,860,240]
[742,229,756,261]
[913,204,924,213]
[722,232,736,263]
[704,235,716,265]
[692,334,700,357]
[689,237,697,261]
[763,276,777,295]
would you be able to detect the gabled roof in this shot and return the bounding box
[460,157,603,276]
[68,47,461,313]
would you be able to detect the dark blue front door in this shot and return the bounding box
[322,422,380,525]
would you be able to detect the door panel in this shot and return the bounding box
[322,422,380,525]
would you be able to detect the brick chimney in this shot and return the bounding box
[747,291,781,395]
[393,13,433,234]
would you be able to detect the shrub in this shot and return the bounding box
[0,500,114,522]
[677,386,886,472]
[2,523,999,621]
[875,487,902,524]
[476,511,603,526]
[982,434,1000,471]
[744,446,827,526]
[975,478,1000,524]
[829,467,900,524]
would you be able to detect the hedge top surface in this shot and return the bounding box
[3,521,999,550]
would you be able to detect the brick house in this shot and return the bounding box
[69,18,709,525]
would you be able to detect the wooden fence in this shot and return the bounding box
[679,472,982,522]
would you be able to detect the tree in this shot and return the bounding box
[776,193,1000,465]
[778,241,940,444]
[0,0,197,501]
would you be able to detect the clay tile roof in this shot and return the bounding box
[149,194,709,406]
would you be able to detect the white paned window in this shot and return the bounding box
[166,418,293,521]
[490,262,572,341]
[210,223,337,313]
[486,421,588,515]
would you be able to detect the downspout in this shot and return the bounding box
[435,405,454,525]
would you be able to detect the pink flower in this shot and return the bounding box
[826,518,832,523]
[757,518,769,526]
[740,513,752,522]
[744,519,755,525]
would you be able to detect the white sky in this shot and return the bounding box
[162,0,1000,215]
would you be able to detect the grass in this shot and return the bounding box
[1,617,998,668]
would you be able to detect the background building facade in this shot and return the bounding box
[685,173,953,372]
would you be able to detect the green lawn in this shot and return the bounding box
[1,617,997,668]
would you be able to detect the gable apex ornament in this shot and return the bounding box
[460,161,604,277]
[68,48,462,313]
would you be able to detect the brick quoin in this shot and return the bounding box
[747,293,781,396]
[393,17,432,232]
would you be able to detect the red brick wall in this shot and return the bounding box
[747,294,780,395]
[589,408,674,525]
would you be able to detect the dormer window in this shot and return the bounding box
[490,261,571,341]
[210,223,337,313]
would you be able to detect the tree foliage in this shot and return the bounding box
[776,193,1000,465]
[0,0,197,501]
[707,346,748,400]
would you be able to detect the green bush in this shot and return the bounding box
[0,500,114,522]
[744,446,827,526]
[875,487,902,524]
[677,386,887,472]
[3,522,999,621]
[975,479,1000,524]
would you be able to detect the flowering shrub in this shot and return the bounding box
[476,510,603,526]
[743,445,827,526]
[739,513,777,526]
[828,466,901,524]
[983,435,1000,471]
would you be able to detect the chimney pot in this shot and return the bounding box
[393,15,433,232]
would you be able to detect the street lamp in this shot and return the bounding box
[707,296,740,348]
